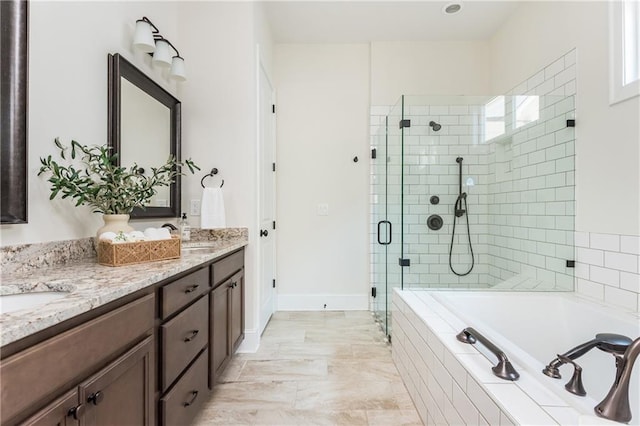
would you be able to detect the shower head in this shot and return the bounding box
[456,157,464,164]
[429,121,442,131]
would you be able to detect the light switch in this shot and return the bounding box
[317,203,329,216]
[190,199,201,216]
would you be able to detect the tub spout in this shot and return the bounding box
[595,337,640,423]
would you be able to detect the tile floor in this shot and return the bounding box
[194,311,422,425]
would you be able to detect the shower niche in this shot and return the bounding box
[371,95,576,337]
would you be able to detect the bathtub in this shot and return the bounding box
[392,289,640,425]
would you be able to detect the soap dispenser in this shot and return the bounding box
[180,213,191,241]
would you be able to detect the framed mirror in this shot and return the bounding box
[1,0,29,224]
[108,53,181,218]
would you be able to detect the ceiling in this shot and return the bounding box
[264,1,521,43]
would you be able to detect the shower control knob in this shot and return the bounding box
[260,229,269,237]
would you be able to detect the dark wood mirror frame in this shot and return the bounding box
[107,53,182,219]
[1,0,29,224]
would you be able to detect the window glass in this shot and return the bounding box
[623,0,639,85]
[484,96,505,141]
[514,95,540,128]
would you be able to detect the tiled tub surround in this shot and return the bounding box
[0,228,248,346]
[392,289,640,425]
[575,231,640,312]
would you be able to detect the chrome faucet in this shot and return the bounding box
[543,333,632,396]
[595,337,640,423]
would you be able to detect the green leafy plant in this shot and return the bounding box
[38,138,199,214]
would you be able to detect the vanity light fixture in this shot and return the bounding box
[132,17,186,82]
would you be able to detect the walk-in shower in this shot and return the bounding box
[371,94,576,337]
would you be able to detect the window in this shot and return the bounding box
[610,0,640,104]
[514,95,540,129]
[484,96,505,141]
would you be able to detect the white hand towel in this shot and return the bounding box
[201,187,226,229]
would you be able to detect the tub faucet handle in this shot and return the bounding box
[557,354,587,397]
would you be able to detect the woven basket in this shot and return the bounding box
[97,235,181,267]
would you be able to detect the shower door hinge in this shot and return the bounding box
[566,260,575,268]
[272,163,276,172]
[566,119,575,127]
[371,287,377,298]
[273,279,276,288]
[399,119,411,129]
[399,258,410,267]
[371,148,377,159]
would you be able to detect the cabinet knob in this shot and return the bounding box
[68,404,85,420]
[184,284,200,294]
[88,391,104,406]
[183,390,199,407]
[183,330,199,342]
[228,281,236,288]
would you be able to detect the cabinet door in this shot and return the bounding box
[209,281,231,386]
[22,389,81,426]
[79,336,154,426]
[230,270,244,352]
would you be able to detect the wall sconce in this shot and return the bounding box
[133,17,186,82]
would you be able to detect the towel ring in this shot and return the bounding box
[200,168,224,188]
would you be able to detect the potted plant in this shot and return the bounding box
[39,138,199,236]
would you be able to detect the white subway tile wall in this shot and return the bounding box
[575,231,640,312]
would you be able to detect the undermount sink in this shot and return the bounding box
[0,291,70,315]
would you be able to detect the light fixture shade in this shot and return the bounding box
[152,39,172,68]
[133,20,155,53]
[170,56,186,81]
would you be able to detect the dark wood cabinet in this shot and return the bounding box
[79,336,154,426]
[160,349,209,426]
[1,247,245,426]
[22,390,80,426]
[0,294,154,425]
[230,270,244,353]
[209,254,245,386]
[210,280,231,381]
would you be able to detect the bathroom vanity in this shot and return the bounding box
[0,235,246,426]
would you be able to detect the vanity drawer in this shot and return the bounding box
[161,266,209,319]
[161,295,208,391]
[160,348,209,426]
[212,250,244,286]
[0,294,154,425]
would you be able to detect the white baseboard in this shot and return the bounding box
[277,293,369,311]
[236,328,260,353]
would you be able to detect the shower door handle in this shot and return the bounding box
[377,220,392,245]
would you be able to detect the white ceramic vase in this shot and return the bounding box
[96,214,134,237]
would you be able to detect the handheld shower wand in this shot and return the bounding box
[449,157,474,276]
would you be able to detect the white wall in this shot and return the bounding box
[489,1,640,236]
[0,1,181,246]
[274,44,371,310]
[177,2,273,349]
[371,41,490,106]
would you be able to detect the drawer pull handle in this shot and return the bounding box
[68,404,85,420]
[183,390,199,407]
[88,391,104,405]
[184,284,200,293]
[184,330,199,342]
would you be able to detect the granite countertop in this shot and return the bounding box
[0,234,247,347]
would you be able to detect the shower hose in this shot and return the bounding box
[449,195,475,276]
